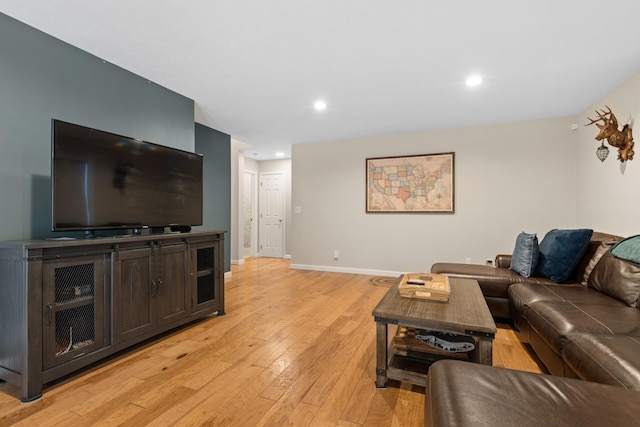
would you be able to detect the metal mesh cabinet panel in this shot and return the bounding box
[42,255,107,370]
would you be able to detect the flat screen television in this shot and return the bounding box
[52,119,203,233]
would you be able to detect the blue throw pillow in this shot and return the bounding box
[510,232,539,277]
[535,229,593,283]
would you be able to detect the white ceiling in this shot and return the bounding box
[2,1,640,160]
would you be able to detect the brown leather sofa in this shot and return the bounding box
[425,360,639,427]
[430,231,640,389]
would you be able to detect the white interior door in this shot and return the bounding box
[259,172,284,258]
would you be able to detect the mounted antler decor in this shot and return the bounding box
[586,106,634,162]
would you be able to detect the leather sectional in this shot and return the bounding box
[426,231,640,426]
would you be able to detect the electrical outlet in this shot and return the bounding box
[334,250,340,260]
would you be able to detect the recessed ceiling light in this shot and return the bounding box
[314,100,327,111]
[465,74,483,87]
[275,152,285,158]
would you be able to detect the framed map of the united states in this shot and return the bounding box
[366,152,454,213]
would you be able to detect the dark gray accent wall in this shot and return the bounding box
[194,123,231,272]
[0,13,195,240]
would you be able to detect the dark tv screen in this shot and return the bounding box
[52,120,203,232]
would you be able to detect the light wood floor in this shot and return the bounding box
[0,258,542,426]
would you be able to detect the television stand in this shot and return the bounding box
[0,230,225,402]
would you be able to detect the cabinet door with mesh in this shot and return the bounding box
[112,247,154,344]
[42,254,107,370]
[191,240,223,314]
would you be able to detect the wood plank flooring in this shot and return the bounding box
[0,258,542,426]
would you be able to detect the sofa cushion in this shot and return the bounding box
[509,282,566,316]
[535,229,593,283]
[524,301,621,354]
[573,231,622,284]
[425,360,640,427]
[563,333,640,390]
[508,282,569,341]
[509,232,539,277]
[508,282,620,319]
[578,239,618,285]
[526,299,640,354]
[510,282,627,312]
[588,253,640,307]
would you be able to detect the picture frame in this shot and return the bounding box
[366,152,454,213]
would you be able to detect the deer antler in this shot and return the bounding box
[586,110,607,126]
[586,106,616,127]
[604,105,618,128]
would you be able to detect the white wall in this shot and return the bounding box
[576,71,640,236]
[244,158,260,174]
[291,117,578,276]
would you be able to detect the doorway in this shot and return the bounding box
[259,172,285,258]
[243,171,258,259]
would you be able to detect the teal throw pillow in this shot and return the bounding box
[510,232,539,278]
[535,229,593,283]
[610,235,640,264]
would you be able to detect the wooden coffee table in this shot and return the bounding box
[372,275,496,387]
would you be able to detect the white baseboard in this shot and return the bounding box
[224,271,232,279]
[231,258,245,265]
[289,263,403,277]
[283,254,292,260]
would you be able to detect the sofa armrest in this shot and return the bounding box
[431,263,522,285]
[425,360,640,427]
[495,254,511,268]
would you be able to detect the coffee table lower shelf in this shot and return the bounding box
[387,353,430,387]
[386,327,471,387]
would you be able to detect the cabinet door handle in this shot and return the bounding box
[47,304,53,325]
[157,279,163,296]
[151,280,157,297]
